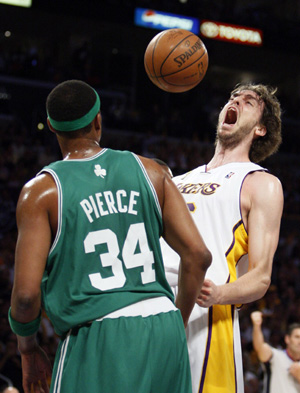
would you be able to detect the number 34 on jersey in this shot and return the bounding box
[84,222,156,291]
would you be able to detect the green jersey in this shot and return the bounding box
[40,148,174,336]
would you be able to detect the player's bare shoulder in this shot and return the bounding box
[137,155,168,183]
[244,170,282,195]
[17,172,58,218]
[137,155,171,207]
[19,173,57,202]
[241,170,283,212]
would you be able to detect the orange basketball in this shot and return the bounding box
[144,28,209,93]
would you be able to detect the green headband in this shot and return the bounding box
[47,89,101,132]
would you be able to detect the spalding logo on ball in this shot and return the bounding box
[144,28,209,93]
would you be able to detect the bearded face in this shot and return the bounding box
[216,90,265,150]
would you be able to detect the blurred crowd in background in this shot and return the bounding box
[1,3,300,392]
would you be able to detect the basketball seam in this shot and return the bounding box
[159,33,196,77]
[160,49,207,80]
[152,33,168,90]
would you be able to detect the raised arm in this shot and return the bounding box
[140,157,212,326]
[250,311,272,362]
[198,171,283,307]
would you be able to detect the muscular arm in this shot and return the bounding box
[198,171,283,307]
[139,157,211,325]
[12,174,56,324]
[250,311,272,362]
[10,174,56,392]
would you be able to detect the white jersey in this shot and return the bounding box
[161,162,266,393]
[262,348,300,393]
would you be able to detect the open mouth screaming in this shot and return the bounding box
[224,108,237,125]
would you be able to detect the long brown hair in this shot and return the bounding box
[230,83,282,163]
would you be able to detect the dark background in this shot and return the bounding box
[1,0,300,151]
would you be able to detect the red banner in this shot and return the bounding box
[200,20,263,46]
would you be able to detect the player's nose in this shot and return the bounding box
[231,96,241,105]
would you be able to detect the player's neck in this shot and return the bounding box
[60,139,102,160]
[286,349,300,362]
[207,144,250,170]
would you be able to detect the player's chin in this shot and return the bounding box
[220,122,236,132]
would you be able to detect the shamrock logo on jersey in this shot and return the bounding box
[94,164,106,178]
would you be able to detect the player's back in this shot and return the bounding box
[40,148,173,335]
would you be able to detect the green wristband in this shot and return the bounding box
[8,307,41,337]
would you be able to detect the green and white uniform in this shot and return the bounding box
[40,148,191,393]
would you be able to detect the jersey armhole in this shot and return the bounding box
[39,168,62,255]
[131,153,162,218]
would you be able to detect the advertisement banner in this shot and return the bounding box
[134,8,200,34]
[200,20,263,46]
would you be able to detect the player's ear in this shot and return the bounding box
[47,118,56,134]
[284,334,290,346]
[255,125,266,138]
[95,112,101,131]
[94,112,102,140]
